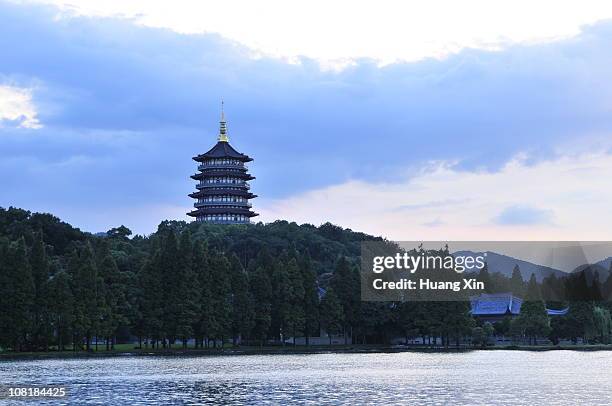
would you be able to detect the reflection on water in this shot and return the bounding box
[1,351,611,405]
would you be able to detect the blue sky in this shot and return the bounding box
[1,1,612,238]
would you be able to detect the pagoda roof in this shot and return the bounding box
[191,171,255,181]
[194,141,253,162]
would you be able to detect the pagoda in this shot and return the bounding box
[188,105,258,223]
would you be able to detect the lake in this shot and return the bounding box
[1,351,611,405]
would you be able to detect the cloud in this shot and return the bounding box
[1,2,612,236]
[0,85,42,129]
[494,205,554,226]
[24,0,612,67]
[257,151,612,240]
[421,218,445,227]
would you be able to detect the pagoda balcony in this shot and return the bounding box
[194,201,252,208]
[198,162,247,171]
[197,182,250,189]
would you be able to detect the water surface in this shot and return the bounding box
[1,351,610,405]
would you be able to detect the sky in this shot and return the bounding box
[1,0,612,239]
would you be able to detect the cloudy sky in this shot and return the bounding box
[1,0,612,239]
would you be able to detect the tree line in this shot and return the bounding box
[0,207,611,352]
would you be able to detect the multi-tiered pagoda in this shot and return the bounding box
[188,106,258,224]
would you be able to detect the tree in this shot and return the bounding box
[138,255,164,348]
[208,251,232,348]
[330,257,359,343]
[441,302,474,347]
[592,306,612,344]
[285,258,305,345]
[510,265,524,297]
[174,231,200,348]
[0,237,35,351]
[69,243,100,351]
[320,288,344,345]
[106,225,132,240]
[270,256,291,344]
[98,254,127,350]
[478,263,493,293]
[250,266,272,347]
[472,322,494,348]
[590,271,603,302]
[192,240,211,348]
[564,301,595,343]
[30,231,52,350]
[396,302,418,345]
[229,254,253,346]
[48,270,74,351]
[159,230,180,346]
[300,251,319,346]
[512,274,550,344]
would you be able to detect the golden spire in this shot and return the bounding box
[218,100,229,142]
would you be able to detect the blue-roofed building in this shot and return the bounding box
[470,293,568,323]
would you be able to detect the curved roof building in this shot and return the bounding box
[188,105,258,224]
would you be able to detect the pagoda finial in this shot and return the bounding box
[218,100,229,142]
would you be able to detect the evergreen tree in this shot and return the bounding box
[330,257,359,343]
[396,302,418,345]
[300,251,319,345]
[229,254,253,346]
[320,288,344,345]
[441,301,474,347]
[48,270,74,351]
[0,237,35,351]
[193,240,211,348]
[270,256,291,343]
[591,271,603,302]
[603,270,612,302]
[478,263,493,293]
[208,251,232,347]
[510,265,524,297]
[30,231,52,350]
[174,231,200,348]
[250,266,272,346]
[139,255,164,348]
[158,230,180,346]
[286,258,305,345]
[98,254,127,350]
[69,243,100,351]
[513,273,550,344]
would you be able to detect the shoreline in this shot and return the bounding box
[2,344,612,361]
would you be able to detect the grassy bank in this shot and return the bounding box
[2,343,612,361]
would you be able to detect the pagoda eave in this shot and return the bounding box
[189,190,257,199]
[188,208,258,217]
[191,172,255,181]
[193,155,253,163]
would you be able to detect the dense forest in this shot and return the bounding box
[0,206,611,352]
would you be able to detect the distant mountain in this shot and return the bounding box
[571,258,612,285]
[453,250,567,282]
[595,257,612,271]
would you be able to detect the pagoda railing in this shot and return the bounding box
[197,218,252,224]
[198,163,246,171]
[197,182,250,189]
[194,201,252,208]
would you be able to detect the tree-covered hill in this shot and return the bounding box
[0,207,381,275]
[1,206,611,353]
[0,206,387,351]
